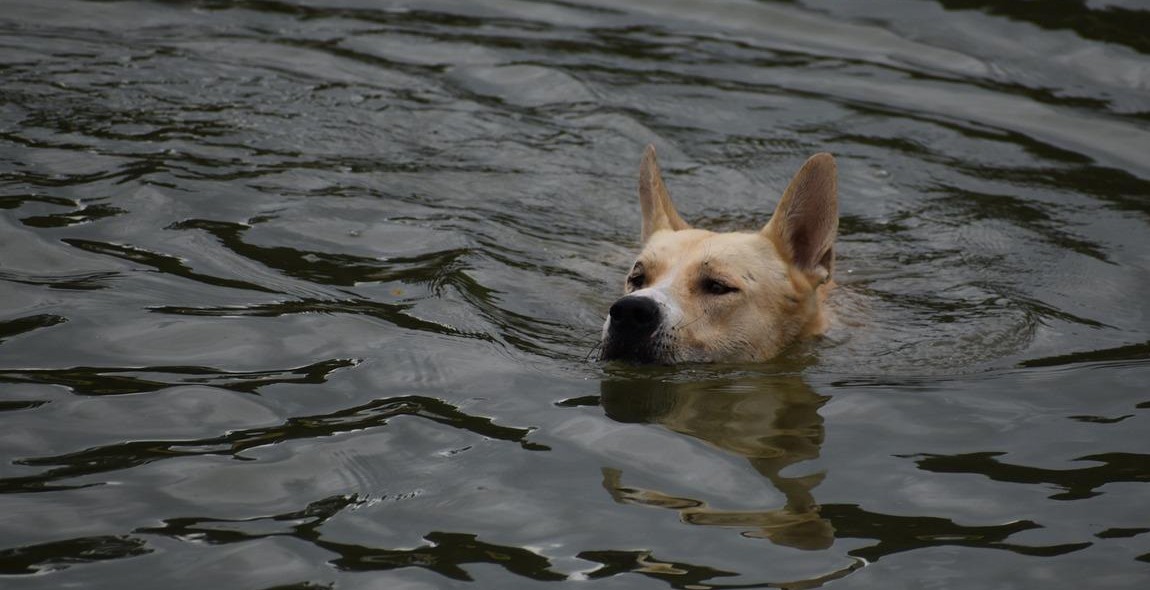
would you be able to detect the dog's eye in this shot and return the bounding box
[627,271,646,290]
[703,278,738,295]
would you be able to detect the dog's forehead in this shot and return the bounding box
[642,228,712,260]
[640,229,782,274]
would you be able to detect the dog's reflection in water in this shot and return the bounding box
[600,374,833,551]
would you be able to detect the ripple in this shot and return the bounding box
[2,393,545,494]
[0,358,358,396]
[0,535,151,575]
[1020,340,1150,369]
[819,504,1092,562]
[168,218,474,288]
[904,451,1150,501]
[151,299,484,340]
[0,269,119,291]
[62,238,276,294]
[0,313,67,344]
[21,202,126,228]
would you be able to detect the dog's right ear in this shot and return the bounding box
[638,144,690,243]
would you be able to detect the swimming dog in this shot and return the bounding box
[601,145,838,364]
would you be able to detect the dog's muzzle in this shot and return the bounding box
[600,295,664,363]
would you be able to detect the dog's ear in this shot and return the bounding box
[763,153,838,281]
[639,144,689,242]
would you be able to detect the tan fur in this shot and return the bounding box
[602,145,838,364]
[638,145,690,241]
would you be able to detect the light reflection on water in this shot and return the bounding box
[1,0,1149,588]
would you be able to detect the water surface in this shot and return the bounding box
[2,0,1149,588]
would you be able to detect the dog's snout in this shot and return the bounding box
[609,296,661,336]
[602,296,664,363]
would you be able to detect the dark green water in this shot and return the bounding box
[1,0,1148,588]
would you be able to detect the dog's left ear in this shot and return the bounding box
[763,153,839,282]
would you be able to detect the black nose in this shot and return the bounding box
[608,296,661,337]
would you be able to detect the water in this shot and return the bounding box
[1,0,1148,588]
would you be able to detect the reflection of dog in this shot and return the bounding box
[601,145,838,364]
[600,374,834,551]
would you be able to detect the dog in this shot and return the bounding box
[600,145,838,364]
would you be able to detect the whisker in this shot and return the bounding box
[674,313,704,330]
[585,339,603,362]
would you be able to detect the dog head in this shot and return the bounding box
[600,145,838,364]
